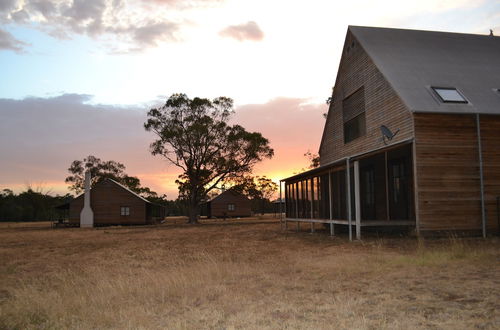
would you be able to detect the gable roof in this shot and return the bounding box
[349,26,500,115]
[208,189,249,203]
[72,178,152,204]
[106,179,152,203]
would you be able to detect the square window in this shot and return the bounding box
[120,206,130,216]
[227,204,235,211]
[344,113,366,143]
[432,87,467,103]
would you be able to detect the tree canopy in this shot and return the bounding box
[144,93,274,223]
[64,155,158,198]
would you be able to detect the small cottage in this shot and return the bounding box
[203,190,252,218]
[67,178,165,226]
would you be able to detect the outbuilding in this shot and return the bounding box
[67,178,165,226]
[203,190,251,218]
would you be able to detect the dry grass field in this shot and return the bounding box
[0,217,499,329]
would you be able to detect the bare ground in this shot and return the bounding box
[0,218,499,329]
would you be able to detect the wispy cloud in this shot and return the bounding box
[219,21,264,41]
[0,27,29,52]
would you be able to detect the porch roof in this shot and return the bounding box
[281,158,346,182]
[281,138,414,183]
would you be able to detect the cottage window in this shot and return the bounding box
[227,204,235,211]
[343,87,366,143]
[120,206,130,216]
[432,87,467,103]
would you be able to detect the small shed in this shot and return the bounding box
[67,178,165,226]
[203,190,251,218]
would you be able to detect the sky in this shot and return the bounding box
[1,0,499,198]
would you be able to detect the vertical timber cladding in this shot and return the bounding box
[414,113,482,231]
[481,115,500,232]
[209,191,251,218]
[319,30,414,165]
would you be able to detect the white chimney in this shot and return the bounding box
[80,171,94,228]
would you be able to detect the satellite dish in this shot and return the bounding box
[381,125,399,145]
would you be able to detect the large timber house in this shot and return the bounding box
[282,26,500,238]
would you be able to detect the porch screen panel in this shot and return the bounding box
[320,174,330,219]
[332,170,347,219]
[298,181,303,218]
[308,179,313,218]
[288,183,292,217]
[291,183,298,218]
[304,181,308,218]
[313,177,320,218]
[285,183,290,217]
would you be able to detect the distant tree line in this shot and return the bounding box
[0,187,72,222]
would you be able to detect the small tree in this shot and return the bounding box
[304,150,320,169]
[255,176,278,214]
[144,93,273,223]
[211,175,277,214]
[65,155,157,198]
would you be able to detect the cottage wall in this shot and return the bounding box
[210,191,251,218]
[319,31,414,164]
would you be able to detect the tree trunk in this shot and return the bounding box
[187,199,199,224]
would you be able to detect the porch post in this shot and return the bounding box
[328,171,334,236]
[354,160,361,240]
[346,158,352,241]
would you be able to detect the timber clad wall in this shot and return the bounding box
[69,180,147,225]
[414,114,482,231]
[319,31,414,165]
[482,115,500,232]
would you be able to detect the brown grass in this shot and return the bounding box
[0,218,499,329]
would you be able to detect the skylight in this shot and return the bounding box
[432,87,468,103]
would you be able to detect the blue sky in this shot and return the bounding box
[1,0,499,196]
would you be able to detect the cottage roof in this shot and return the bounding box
[349,26,500,115]
[207,189,249,202]
[68,178,152,204]
[106,179,152,203]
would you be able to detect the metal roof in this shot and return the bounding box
[207,189,249,203]
[349,26,500,115]
[106,178,152,204]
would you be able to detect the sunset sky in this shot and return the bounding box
[1,0,499,198]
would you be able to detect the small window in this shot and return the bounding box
[120,206,130,216]
[344,113,366,143]
[432,87,467,103]
[227,204,235,211]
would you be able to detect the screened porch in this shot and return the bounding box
[281,142,416,240]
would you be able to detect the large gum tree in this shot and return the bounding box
[144,93,273,223]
